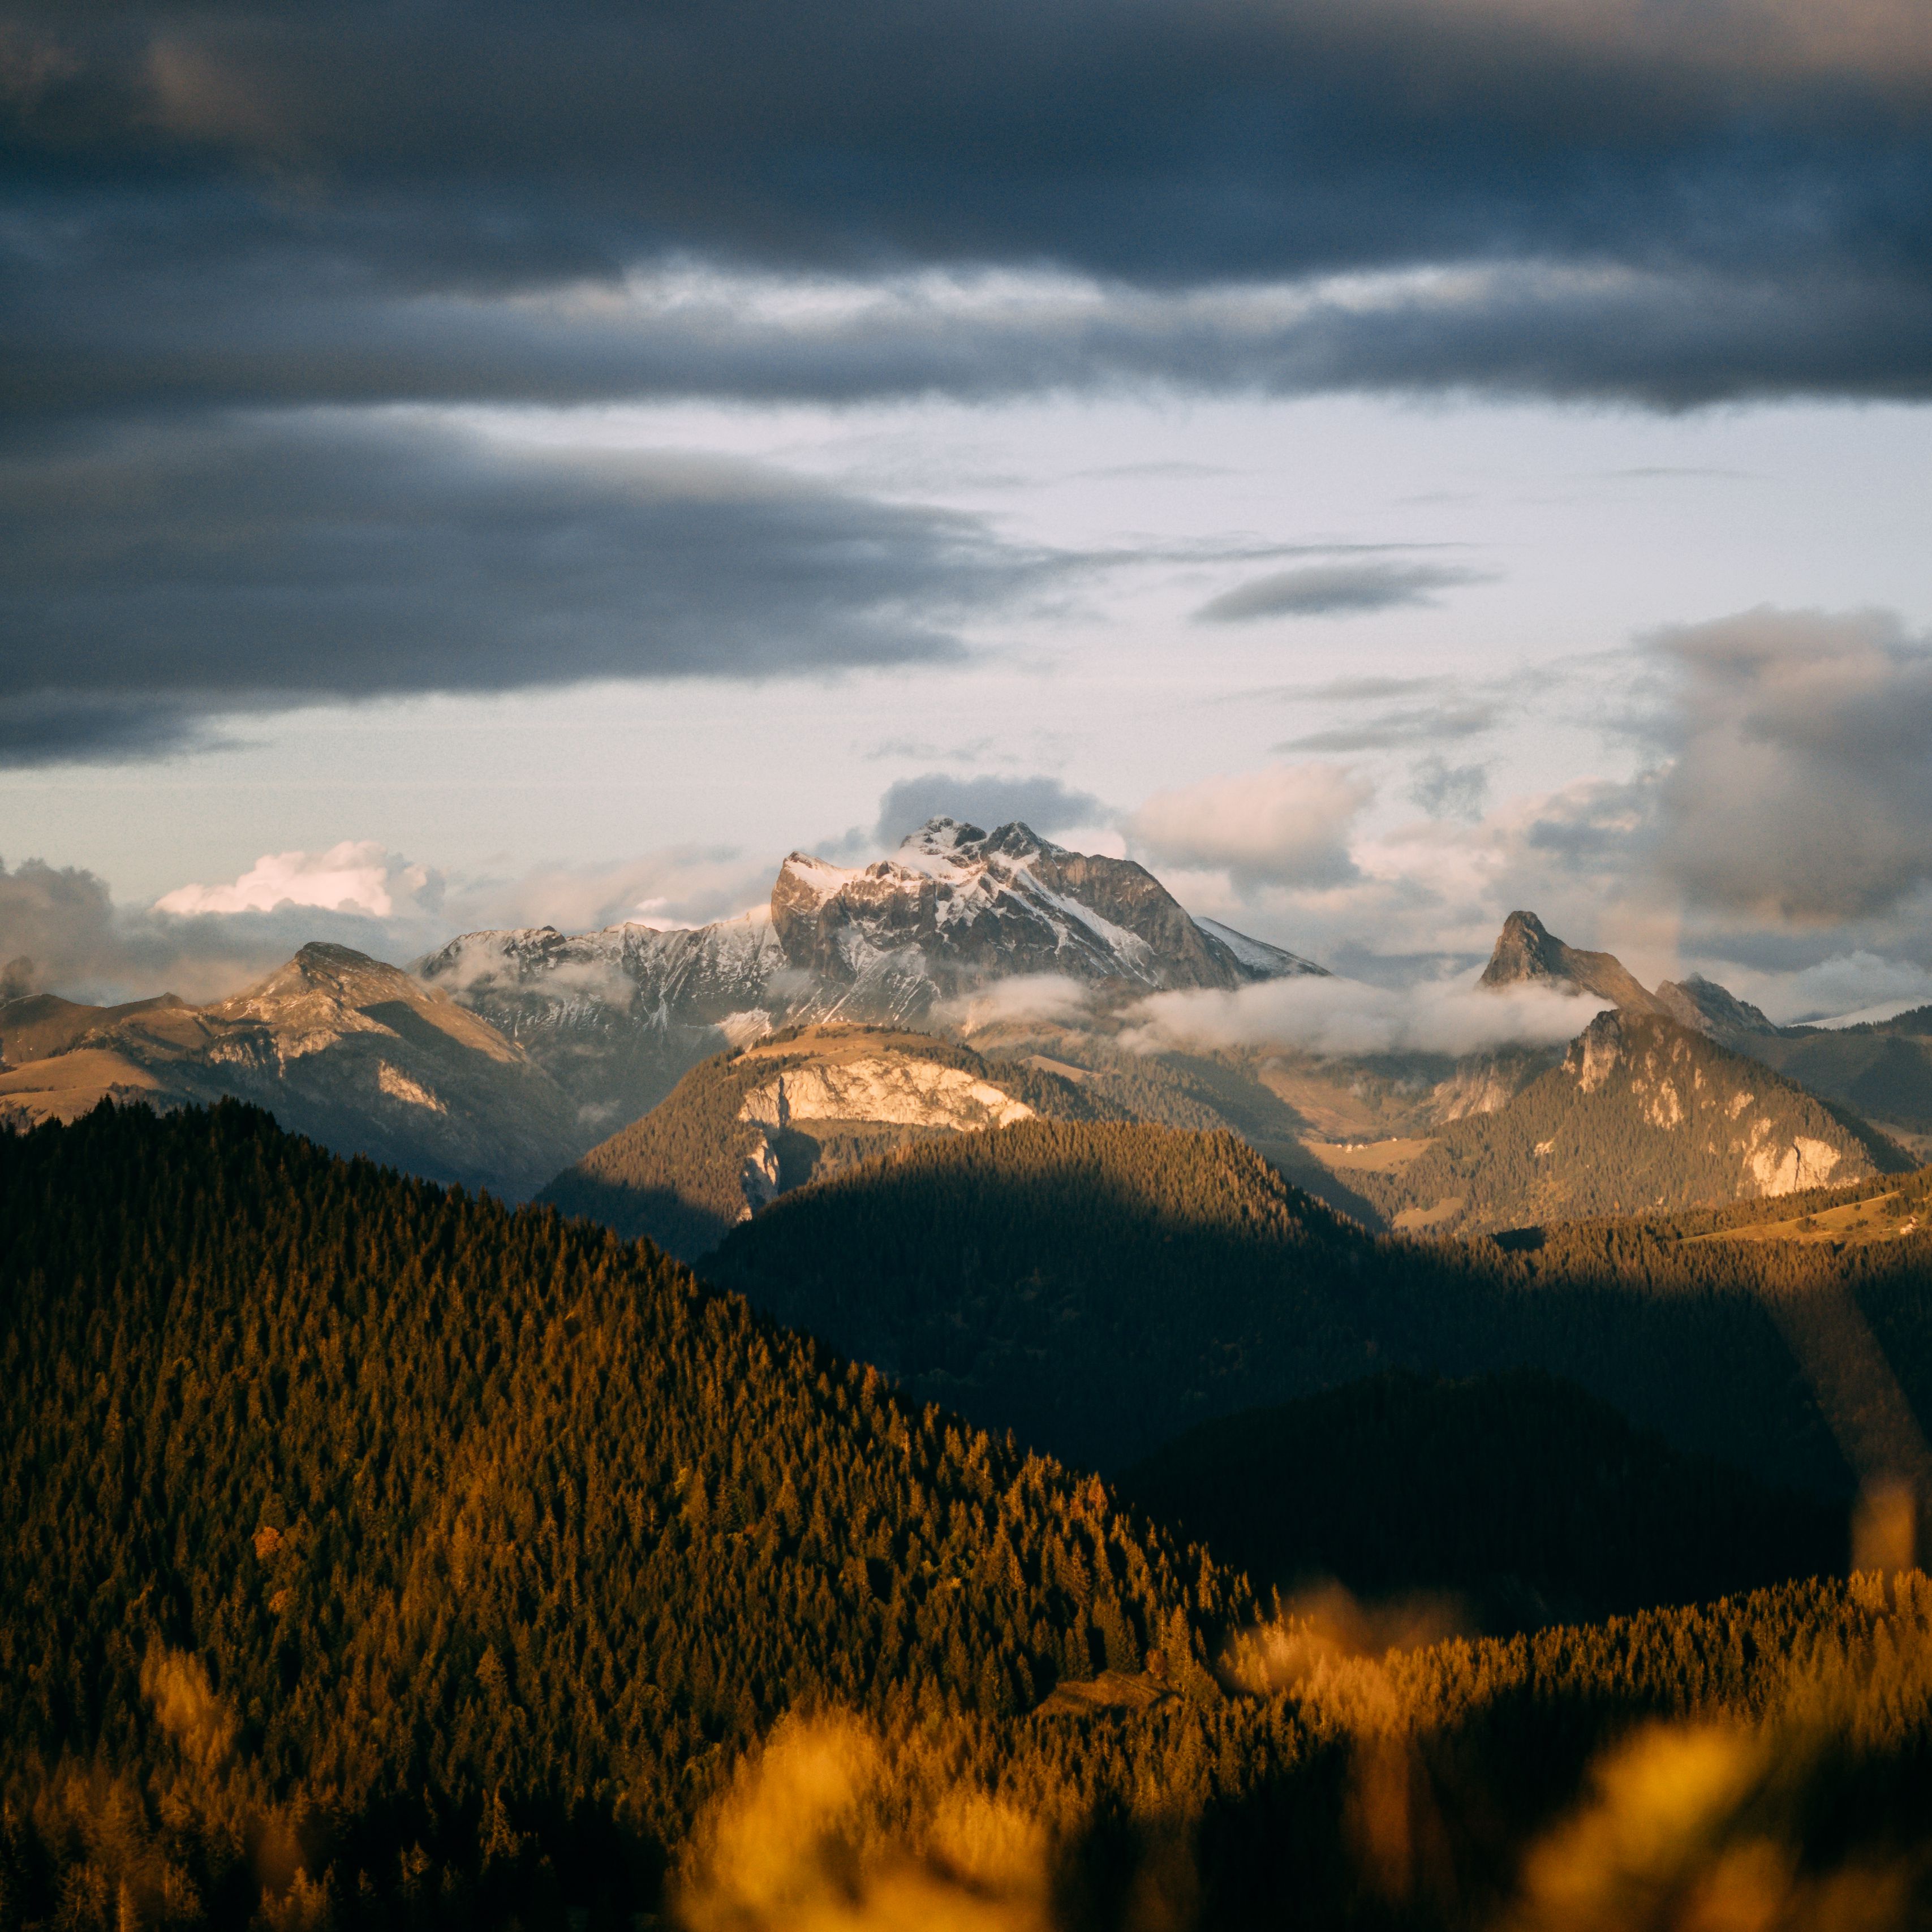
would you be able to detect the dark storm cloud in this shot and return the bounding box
[0,415,1052,761]
[1198,560,1488,622]
[875,774,1110,845]
[0,0,1929,410]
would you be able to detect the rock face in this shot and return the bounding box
[424,818,1322,1129]
[416,910,789,1133]
[1561,1011,1854,1197]
[0,944,581,1200]
[737,1057,1035,1134]
[1479,910,1666,1014]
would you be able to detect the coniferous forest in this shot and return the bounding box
[10,1100,1932,1931]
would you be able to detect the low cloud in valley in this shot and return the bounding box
[1124,971,1611,1058]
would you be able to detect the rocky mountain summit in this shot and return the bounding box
[423,817,1322,1127]
[0,943,580,1198]
[1479,909,1667,1015]
[1476,909,1932,1153]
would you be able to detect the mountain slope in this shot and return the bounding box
[1728,1008,1932,1149]
[0,990,187,1065]
[539,1023,1115,1259]
[1352,1009,1909,1235]
[708,1120,1384,1469]
[0,944,582,1198]
[13,1104,1932,1929]
[1116,1368,1848,1634]
[422,816,1319,1129]
[1476,909,1932,1153]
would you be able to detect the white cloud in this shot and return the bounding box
[155,841,440,919]
[931,973,1094,1034]
[1723,950,1932,1027]
[1121,970,1609,1058]
[1129,763,1374,890]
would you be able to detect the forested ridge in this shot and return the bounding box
[14,1102,1932,1930]
[0,1103,1234,1929]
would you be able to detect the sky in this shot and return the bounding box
[3,0,1931,1023]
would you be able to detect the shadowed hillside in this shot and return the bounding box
[1117,1368,1849,1634]
[706,1118,1916,1491]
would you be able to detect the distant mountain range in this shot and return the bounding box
[418,816,1320,1129]
[9,826,1932,1240]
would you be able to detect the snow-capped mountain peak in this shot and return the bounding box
[419,817,1326,1124]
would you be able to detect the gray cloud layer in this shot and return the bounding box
[1649,607,1932,923]
[6,1,1930,767]
[2,0,1930,415]
[0,415,1053,761]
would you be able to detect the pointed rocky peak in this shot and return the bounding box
[1479,910,1664,1014]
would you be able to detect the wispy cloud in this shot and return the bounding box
[1197,561,1490,623]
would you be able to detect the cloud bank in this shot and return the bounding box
[1649,608,1932,924]
[1124,973,1610,1058]
[155,842,441,920]
[3,0,1930,413]
[0,417,1048,763]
